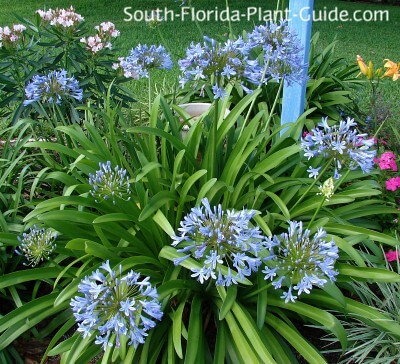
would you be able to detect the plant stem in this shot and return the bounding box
[290,157,334,212]
[225,0,233,38]
[148,74,152,115]
[239,58,270,136]
[189,0,204,38]
[262,80,284,134]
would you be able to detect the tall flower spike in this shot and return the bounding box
[71,261,163,350]
[172,198,265,286]
[301,117,376,179]
[88,161,131,204]
[262,221,339,303]
[16,225,57,266]
[23,69,83,106]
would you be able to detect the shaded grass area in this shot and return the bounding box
[0,0,399,130]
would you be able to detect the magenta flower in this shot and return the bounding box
[386,176,400,191]
[375,151,398,172]
[385,250,399,262]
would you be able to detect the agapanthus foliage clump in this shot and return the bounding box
[16,225,57,266]
[301,117,376,179]
[70,261,163,350]
[0,24,26,49]
[23,69,83,106]
[172,198,265,286]
[36,6,84,29]
[80,21,120,54]
[263,221,339,303]
[89,161,131,203]
[114,44,173,79]
[241,20,306,86]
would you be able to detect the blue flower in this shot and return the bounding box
[24,69,82,106]
[301,117,376,179]
[262,221,339,303]
[16,225,57,266]
[116,44,173,79]
[88,161,131,204]
[212,85,228,99]
[70,261,163,350]
[172,198,265,286]
[242,21,307,86]
[307,166,321,179]
[178,36,248,99]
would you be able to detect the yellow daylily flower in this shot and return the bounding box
[356,55,374,80]
[356,55,369,76]
[383,59,400,81]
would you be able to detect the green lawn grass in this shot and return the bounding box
[1,0,399,130]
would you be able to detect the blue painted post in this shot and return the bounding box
[281,0,314,135]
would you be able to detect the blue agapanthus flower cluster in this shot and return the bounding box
[88,161,131,204]
[16,225,57,266]
[262,221,339,303]
[116,44,173,79]
[301,117,376,179]
[70,261,163,349]
[178,21,306,98]
[242,20,306,86]
[178,37,248,99]
[172,198,265,286]
[23,69,83,106]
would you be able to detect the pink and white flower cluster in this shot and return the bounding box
[0,24,26,48]
[36,6,84,28]
[80,22,120,54]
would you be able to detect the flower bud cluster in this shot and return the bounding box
[88,161,131,203]
[16,225,57,266]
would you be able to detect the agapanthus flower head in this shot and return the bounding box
[89,161,131,203]
[23,69,83,106]
[262,221,339,303]
[0,24,26,49]
[172,198,265,286]
[301,117,376,179]
[115,44,173,79]
[178,36,248,99]
[386,176,400,192]
[36,6,84,29]
[374,151,398,172]
[70,261,163,350]
[242,20,307,86]
[81,22,119,54]
[16,225,57,266]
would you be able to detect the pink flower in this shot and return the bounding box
[375,151,398,171]
[386,176,400,191]
[385,250,399,262]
